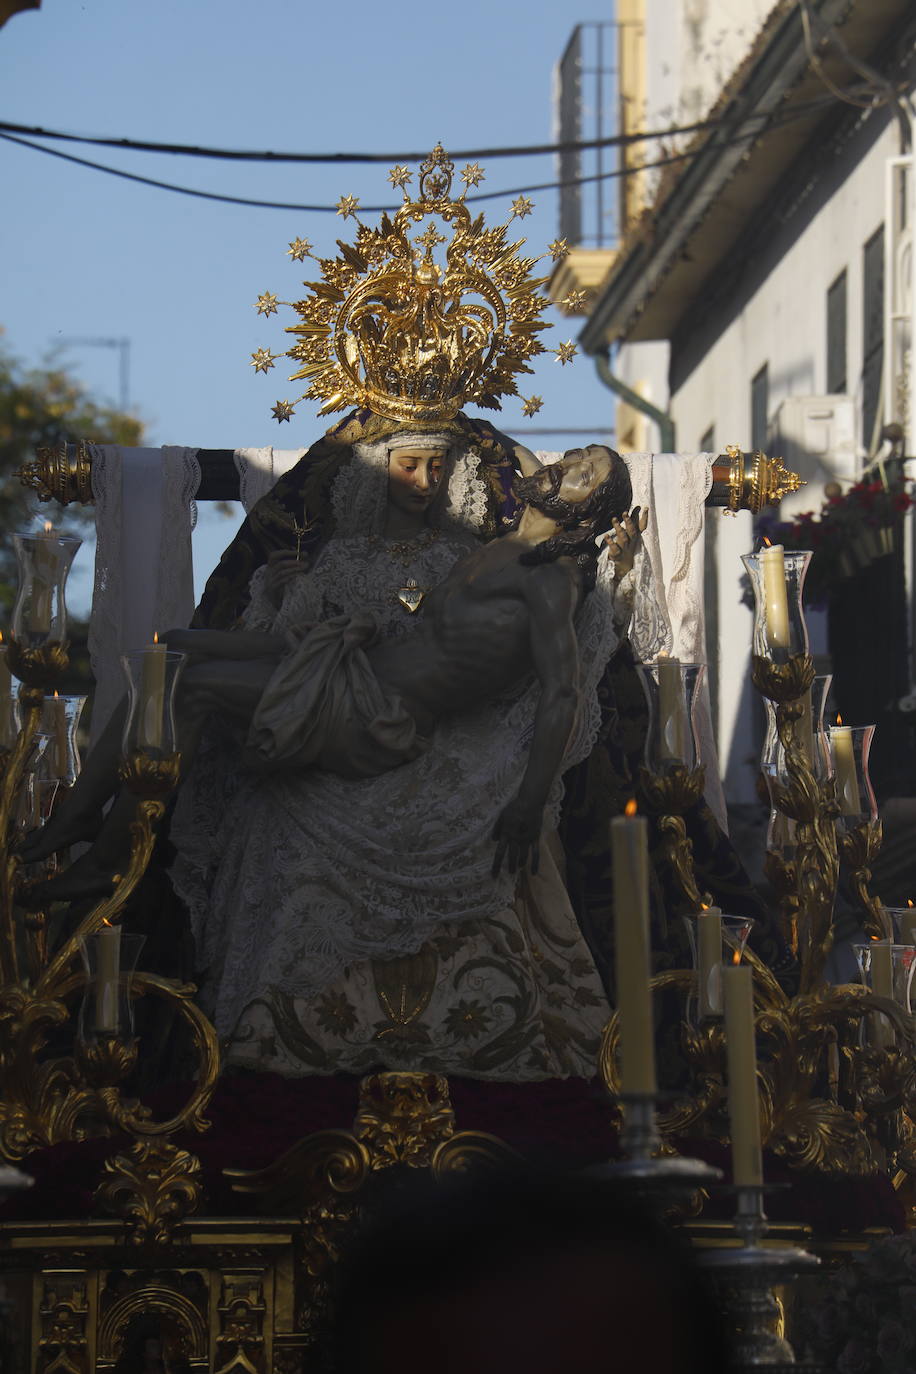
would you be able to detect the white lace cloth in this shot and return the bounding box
[170,442,631,1041]
[233,448,308,513]
[88,445,201,742]
[629,452,724,828]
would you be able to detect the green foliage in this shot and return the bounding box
[0,341,144,613]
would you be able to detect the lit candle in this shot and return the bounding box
[723,961,764,1187]
[0,635,13,748]
[831,721,859,815]
[138,635,167,751]
[697,905,723,1018]
[95,923,122,1034]
[29,522,56,635]
[760,543,790,654]
[611,802,657,1095]
[51,692,69,778]
[657,654,687,761]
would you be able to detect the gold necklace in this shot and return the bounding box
[369,526,442,567]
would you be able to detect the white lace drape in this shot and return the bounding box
[233,448,308,513]
[88,445,201,742]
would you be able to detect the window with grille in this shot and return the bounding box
[862,226,885,451]
[826,269,847,394]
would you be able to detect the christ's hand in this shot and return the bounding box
[604,505,648,578]
[492,796,542,877]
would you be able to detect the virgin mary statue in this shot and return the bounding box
[172,405,631,1081]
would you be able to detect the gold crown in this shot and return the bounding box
[250,145,574,425]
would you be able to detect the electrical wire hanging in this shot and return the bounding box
[0,94,846,166]
[0,91,843,215]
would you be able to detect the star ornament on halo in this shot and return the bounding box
[250,348,278,374]
[554,342,578,365]
[271,400,295,423]
[547,237,570,262]
[561,289,588,312]
[254,291,280,318]
[388,165,412,191]
[510,195,535,220]
[287,238,312,263]
[460,162,485,190]
[336,194,361,220]
[521,395,544,417]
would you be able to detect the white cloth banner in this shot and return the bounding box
[233,447,307,513]
[88,445,201,743]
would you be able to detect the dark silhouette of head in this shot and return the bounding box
[328,1167,729,1374]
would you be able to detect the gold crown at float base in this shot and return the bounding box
[250,144,576,425]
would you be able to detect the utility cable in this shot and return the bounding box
[0,94,845,166]
[0,92,842,215]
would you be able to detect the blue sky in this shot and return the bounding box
[0,0,617,612]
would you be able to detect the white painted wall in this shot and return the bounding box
[668,120,901,802]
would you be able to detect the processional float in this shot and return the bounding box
[0,145,902,1369]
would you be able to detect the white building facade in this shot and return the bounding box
[563,0,915,804]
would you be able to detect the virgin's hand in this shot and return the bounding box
[265,549,309,607]
[604,506,648,577]
[492,797,542,877]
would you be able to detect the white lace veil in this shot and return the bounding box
[329,433,490,538]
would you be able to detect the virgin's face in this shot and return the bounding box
[387,447,448,518]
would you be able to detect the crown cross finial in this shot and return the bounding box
[415,224,447,256]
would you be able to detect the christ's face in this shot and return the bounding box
[387,447,448,518]
[551,445,614,505]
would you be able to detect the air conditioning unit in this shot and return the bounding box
[771,395,858,523]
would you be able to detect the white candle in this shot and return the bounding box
[611,806,657,1095]
[831,724,859,815]
[760,543,790,653]
[697,906,723,1018]
[138,638,167,751]
[95,924,122,1034]
[657,655,687,762]
[723,962,764,1187]
[900,905,916,944]
[0,639,13,748]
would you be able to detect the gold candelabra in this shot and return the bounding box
[614,553,916,1184]
[0,532,219,1241]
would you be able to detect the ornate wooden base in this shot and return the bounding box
[0,1071,518,1371]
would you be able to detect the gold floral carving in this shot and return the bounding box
[214,1271,267,1374]
[229,1071,516,1214]
[839,820,892,941]
[636,764,712,911]
[37,1271,89,1374]
[95,1140,204,1244]
[753,654,838,990]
